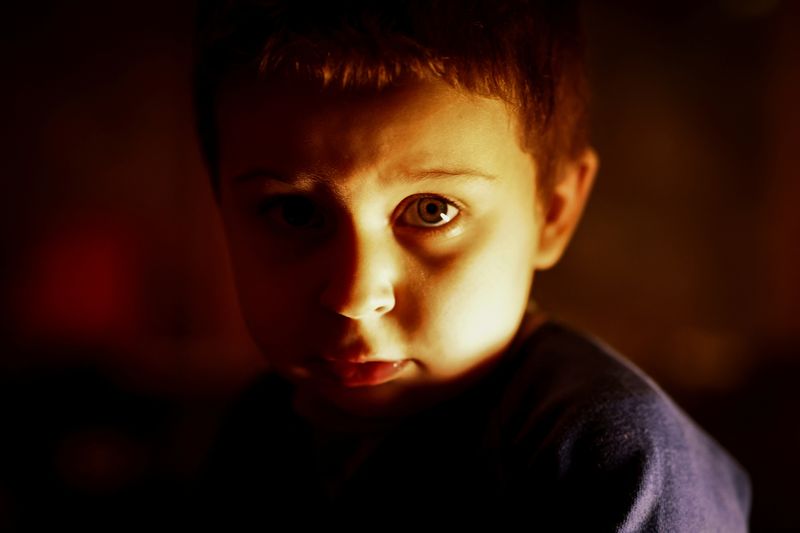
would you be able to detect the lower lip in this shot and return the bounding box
[316,359,410,388]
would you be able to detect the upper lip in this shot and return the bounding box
[321,341,394,363]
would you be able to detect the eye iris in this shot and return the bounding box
[281,197,316,227]
[417,198,447,224]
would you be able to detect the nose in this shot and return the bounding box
[318,230,397,320]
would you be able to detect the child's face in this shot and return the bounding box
[216,76,549,421]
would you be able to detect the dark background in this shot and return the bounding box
[1,0,798,529]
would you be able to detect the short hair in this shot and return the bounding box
[193,0,590,206]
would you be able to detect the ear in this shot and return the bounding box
[534,147,599,270]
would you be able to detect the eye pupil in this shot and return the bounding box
[418,198,446,224]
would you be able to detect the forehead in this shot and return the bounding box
[216,76,528,187]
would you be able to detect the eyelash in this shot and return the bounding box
[255,193,463,236]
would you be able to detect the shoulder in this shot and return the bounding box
[200,371,303,484]
[495,320,751,532]
[194,371,324,526]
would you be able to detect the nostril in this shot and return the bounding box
[374,296,395,315]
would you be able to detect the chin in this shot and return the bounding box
[317,379,413,418]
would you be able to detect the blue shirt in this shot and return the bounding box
[199,316,751,530]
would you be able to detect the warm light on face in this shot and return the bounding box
[216,76,544,423]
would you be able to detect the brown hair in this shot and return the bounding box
[193,0,589,205]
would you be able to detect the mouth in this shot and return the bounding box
[313,358,411,388]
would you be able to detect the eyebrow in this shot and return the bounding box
[233,167,499,185]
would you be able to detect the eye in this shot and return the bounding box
[256,195,325,229]
[398,195,461,230]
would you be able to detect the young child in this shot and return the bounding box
[192,0,751,529]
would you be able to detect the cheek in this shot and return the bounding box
[223,224,318,349]
[412,216,536,371]
[441,247,530,325]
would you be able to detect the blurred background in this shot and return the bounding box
[1,0,797,529]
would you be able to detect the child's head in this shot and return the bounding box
[194,0,598,423]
